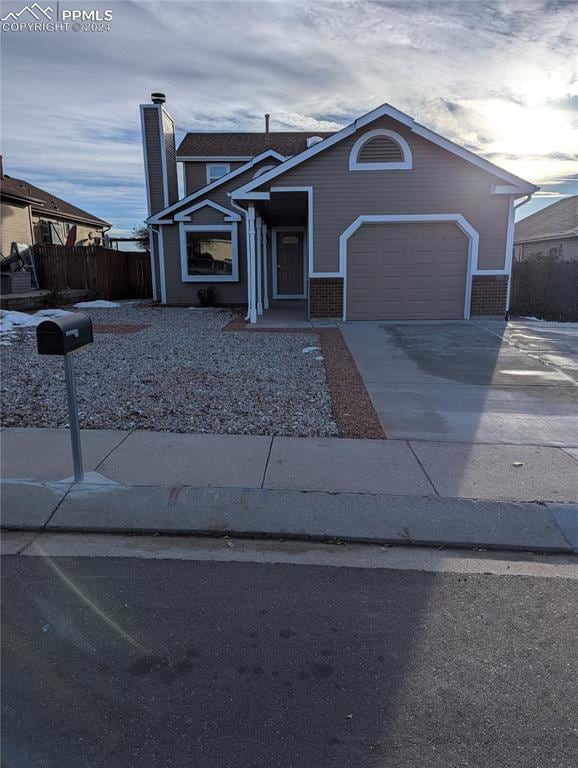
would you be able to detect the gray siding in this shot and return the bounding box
[183,162,246,195]
[0,200,33,253]
[142,105,165,215]
[162,110,179,205]
[254,115,510,273]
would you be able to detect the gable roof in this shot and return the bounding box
[1,174,110,227]
[147,149,285,224]
[231,103,539,199]
[177,131,334,159]
[515,196,578,243]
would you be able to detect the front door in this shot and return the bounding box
[276,230,304,297]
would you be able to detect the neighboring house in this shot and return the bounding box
[0,157,110,257]
[141,93,538,321]
[514,196,578,262]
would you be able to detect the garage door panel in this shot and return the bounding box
[347,222,468,320]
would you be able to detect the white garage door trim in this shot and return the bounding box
[339,214,479,321]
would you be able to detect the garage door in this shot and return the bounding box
[346,222,468,320]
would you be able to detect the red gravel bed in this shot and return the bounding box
[225,316,385,439]
[93,324,149,334]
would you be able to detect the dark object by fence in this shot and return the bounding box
[510,256,578,321]
[33,244,152,300]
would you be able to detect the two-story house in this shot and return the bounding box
[141,93,537,322]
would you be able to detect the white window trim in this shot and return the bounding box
[206,163,230,184]
[339,214,480,321]
[179,223,239,283]
[349,128,412,171]
[271,227,308,300]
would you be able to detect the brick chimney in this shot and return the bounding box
[140,93,179,216]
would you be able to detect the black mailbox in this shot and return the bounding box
[37,313,93,355]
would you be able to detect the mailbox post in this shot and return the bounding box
[37,313,93,482]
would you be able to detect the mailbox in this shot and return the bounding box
[37,313,93,356]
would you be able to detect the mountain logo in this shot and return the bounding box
[1,4,53,22]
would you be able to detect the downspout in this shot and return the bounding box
[505,193,533,320]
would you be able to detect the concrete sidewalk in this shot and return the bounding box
[1,427,577,553]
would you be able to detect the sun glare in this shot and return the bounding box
[481,101,576,157]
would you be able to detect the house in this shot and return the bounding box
[141,93,538,321]
[0,157,110,257]
[514,196,578,262]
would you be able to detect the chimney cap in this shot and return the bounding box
[151,92,166,104]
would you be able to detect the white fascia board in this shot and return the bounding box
[147,149,286,224]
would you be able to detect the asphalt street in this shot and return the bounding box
[2,549,577,768]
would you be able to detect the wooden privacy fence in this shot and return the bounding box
[33,244,152,300]
[510,258,578,321]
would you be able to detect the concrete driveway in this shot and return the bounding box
[340,320,578,447]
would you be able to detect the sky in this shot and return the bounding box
[1,0,577,236]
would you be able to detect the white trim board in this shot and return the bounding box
[231,103,538,200]
[148,150,286,224]
[174,199,241,222]
[158,225,167,304]
[349,128,412,171]
[338,214,479,321]
[179,222,239,283]
[271,227,308,300]
[148,225,158,302]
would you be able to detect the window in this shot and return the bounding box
[349,129,412,171]
[180,224,239,282]
[206,163,230,184]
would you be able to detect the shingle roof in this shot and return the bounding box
[177,131,335,158]
[0,174,110,227]
[515,196,578,243]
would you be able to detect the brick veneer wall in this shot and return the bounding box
[470,274,508,316]
[309,277,344,318]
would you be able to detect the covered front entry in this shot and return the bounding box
[273,228,306,298]
[346,222,469,321]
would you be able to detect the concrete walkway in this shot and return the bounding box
[1,427,577,553]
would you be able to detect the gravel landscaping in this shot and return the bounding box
[0,304,338,437]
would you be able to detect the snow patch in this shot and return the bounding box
[74,300,121,308]
[0,308,75,336]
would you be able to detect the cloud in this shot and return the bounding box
[1,0,576,232]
